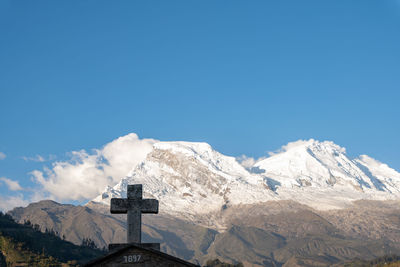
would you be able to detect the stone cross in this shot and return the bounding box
[110,184,158,244]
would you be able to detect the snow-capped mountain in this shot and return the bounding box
[254,139,400,209]
[91,139,400,216]
[93,141,276,221]
[255,139,400,193]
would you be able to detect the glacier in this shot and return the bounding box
[91,139,400,219]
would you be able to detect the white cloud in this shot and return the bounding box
[22,154,56,162]
[0,194,29,212]
[0,177,23,191]
[22,155,46,162]
[0,152,6,160]
[236,155,257,169]
[31,133,158,201]
[273,139,315,155]
[236,155,267,170]
[266,139,346,156]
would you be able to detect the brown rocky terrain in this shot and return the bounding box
[8,199,400,266]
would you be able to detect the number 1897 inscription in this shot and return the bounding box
[123,255,142,263]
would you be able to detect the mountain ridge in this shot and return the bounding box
[91,139,400,223]
[8,199,400,266]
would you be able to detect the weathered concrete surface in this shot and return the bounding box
[85,244,198,267]
[110,184,158,244]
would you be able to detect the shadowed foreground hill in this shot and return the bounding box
[0,212,104,266]
[336,255,400,267]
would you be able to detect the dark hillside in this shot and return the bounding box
[0,212,104,266]
[338,255,400,267]
[0,250,6,266]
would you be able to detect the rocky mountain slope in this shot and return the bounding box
[255,140,400,209]
[9,200,127,248]
[8,199,400,266]
[92,139,400,224]
[92,141,275,226]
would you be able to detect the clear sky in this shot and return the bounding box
[0,0,399,210]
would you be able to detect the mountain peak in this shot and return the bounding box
[91,138,400,214]
[253,139,400,196]
[269,139,346,156]
[154,141,214,157]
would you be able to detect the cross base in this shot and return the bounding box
[108,243,160,252]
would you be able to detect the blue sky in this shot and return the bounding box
[0,0,399,209]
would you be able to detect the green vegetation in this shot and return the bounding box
[342,255,400,267]
[0,212,105,266]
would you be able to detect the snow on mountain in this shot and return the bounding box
[254,139,400,209]
[91,139,400,216]
[355,155,400,193]
[92,141,276,221]
[255,139,385,190]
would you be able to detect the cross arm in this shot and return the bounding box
[141,199,159,214]
[110,198,128,214]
